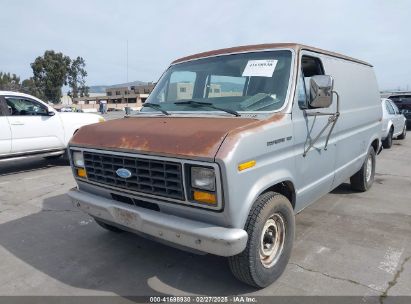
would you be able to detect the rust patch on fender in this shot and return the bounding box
[70,116,258,159]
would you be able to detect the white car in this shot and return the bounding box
[0,91,105,162]
[381,98,406,148]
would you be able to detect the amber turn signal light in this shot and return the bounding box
[193,191,216,204]
[238,160,256,171]
[77,168,87,178]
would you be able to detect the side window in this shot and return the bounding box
[167,71,196,101]
[207,75,246,98]
[300,56,324,108]
[385,101,395,115]
[0,97,10,116]
[390,101,399,114]
[297,70,308,108]
[5,97,48,116]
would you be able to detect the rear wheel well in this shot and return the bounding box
[261,181,296,209]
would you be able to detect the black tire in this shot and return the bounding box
[350,145,376,192]
[398,125,407,140]
[94,218,123,233]
[382,129,393,148]
[228,192,295,288]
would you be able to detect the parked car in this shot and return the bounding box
[381,98,406,148]
[0,91,105,162]
[386,93,411,128]
[59,106,83,113]
[67,43,382,287]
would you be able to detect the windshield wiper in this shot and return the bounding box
[174,100,240,117]
[141,103,170,116]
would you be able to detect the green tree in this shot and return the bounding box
[31,50,71,103]
[0,72,21,91]
[21,77,42,98]
[67,56,89,98]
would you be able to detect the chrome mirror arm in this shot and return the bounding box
[303,91,340,157]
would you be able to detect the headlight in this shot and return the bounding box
[191,167,215,191]
[98,117,105,122]
[72,151,85,167]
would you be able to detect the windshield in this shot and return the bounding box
[144,50,292,114]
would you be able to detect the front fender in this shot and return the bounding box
[241,171,296,225]
[219,157,296,229]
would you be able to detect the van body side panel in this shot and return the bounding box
[318,55,382,188]
[215,115,296,228]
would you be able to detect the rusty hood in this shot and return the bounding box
[70,116,258,159]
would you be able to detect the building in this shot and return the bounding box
[72,82,155,111]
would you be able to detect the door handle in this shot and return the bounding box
[10,121,24,125]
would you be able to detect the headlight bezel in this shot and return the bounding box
[186,165,222,208]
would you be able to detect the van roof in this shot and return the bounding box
[172,43,372,67]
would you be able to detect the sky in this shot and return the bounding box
[1,0,410,91]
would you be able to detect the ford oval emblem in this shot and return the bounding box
[116,168,132,179]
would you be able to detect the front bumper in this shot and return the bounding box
[67,188,248,256]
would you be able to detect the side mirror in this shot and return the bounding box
[47,110,56,116]
[308,75,334,108]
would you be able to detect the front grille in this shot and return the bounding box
[83,151,184,200]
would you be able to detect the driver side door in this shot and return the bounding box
[292,54,337,210]
[5,96,65,154]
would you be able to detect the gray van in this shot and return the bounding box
[67,43,382,287]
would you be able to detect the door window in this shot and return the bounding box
[297,70,308,108]
[5,97,48,116]
[0,97,9,116]
[385,100,395,115]
[389,101,400,114]
[300,56,325,108]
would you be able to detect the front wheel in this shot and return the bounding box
[350,145,376,192]
[228,192,295,288]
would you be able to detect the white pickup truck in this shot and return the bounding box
[0,91,105,162]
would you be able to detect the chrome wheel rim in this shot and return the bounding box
[366,154,373,182]
[260,213,286,268]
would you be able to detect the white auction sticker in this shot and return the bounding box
[242,59,278,77]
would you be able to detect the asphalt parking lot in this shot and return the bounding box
[0,116,410,299]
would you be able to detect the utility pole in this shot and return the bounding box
[126,39,129,83]
[126,39,129,108]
